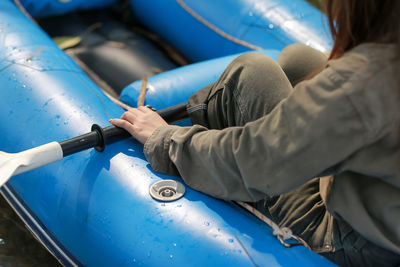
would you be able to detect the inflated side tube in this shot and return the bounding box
[130,0,332,61]
[17,0,117,18]
[1,1,335,266]
[120,50,280,109]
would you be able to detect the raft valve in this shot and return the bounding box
[150,180,185,202]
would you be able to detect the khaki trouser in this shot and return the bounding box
[187,43,400,267]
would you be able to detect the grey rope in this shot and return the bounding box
[176,0,262,51]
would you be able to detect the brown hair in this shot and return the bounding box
[324,0,400,59]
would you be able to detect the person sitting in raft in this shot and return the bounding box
[110,0,400,266]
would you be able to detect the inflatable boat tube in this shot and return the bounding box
[119,50,280,109]
[130,0,332,61]
[1,1,335,266]
[18,0,117,18]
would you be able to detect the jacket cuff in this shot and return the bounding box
[143,125,180,175]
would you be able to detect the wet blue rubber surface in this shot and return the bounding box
[1,0,335,266]
[130,0,332,61]
[18,0,117,18]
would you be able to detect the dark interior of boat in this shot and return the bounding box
[39,5,187,99]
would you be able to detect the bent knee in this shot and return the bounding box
[232,52,277,71]
[279,43,327,67]
[278,43,327,85]
[227,52,292,97]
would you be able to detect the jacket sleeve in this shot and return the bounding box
[144,66,370,201]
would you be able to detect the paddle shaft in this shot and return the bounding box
[59,103,188,157]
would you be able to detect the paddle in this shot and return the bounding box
[0,102,188,187]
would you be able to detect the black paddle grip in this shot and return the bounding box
[60,102,188,157]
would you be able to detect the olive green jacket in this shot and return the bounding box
[144,43,400,254]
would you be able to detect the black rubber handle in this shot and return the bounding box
[60,102,188,157]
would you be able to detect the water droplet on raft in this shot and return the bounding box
[169,254,174,259]
[268,24,274,29]
[173,243,177,247]
[22,84,26,88]
[228,239,234,243]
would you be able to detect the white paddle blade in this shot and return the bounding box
[0,152,24,187]
[0,142,63,187]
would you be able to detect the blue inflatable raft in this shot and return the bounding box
[128,0,332,61]
[1,0,335,266]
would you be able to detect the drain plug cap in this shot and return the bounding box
[150,180,185,202]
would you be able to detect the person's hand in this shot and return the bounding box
[109,106,168,144]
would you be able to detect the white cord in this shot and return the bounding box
[236,201,311,249]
